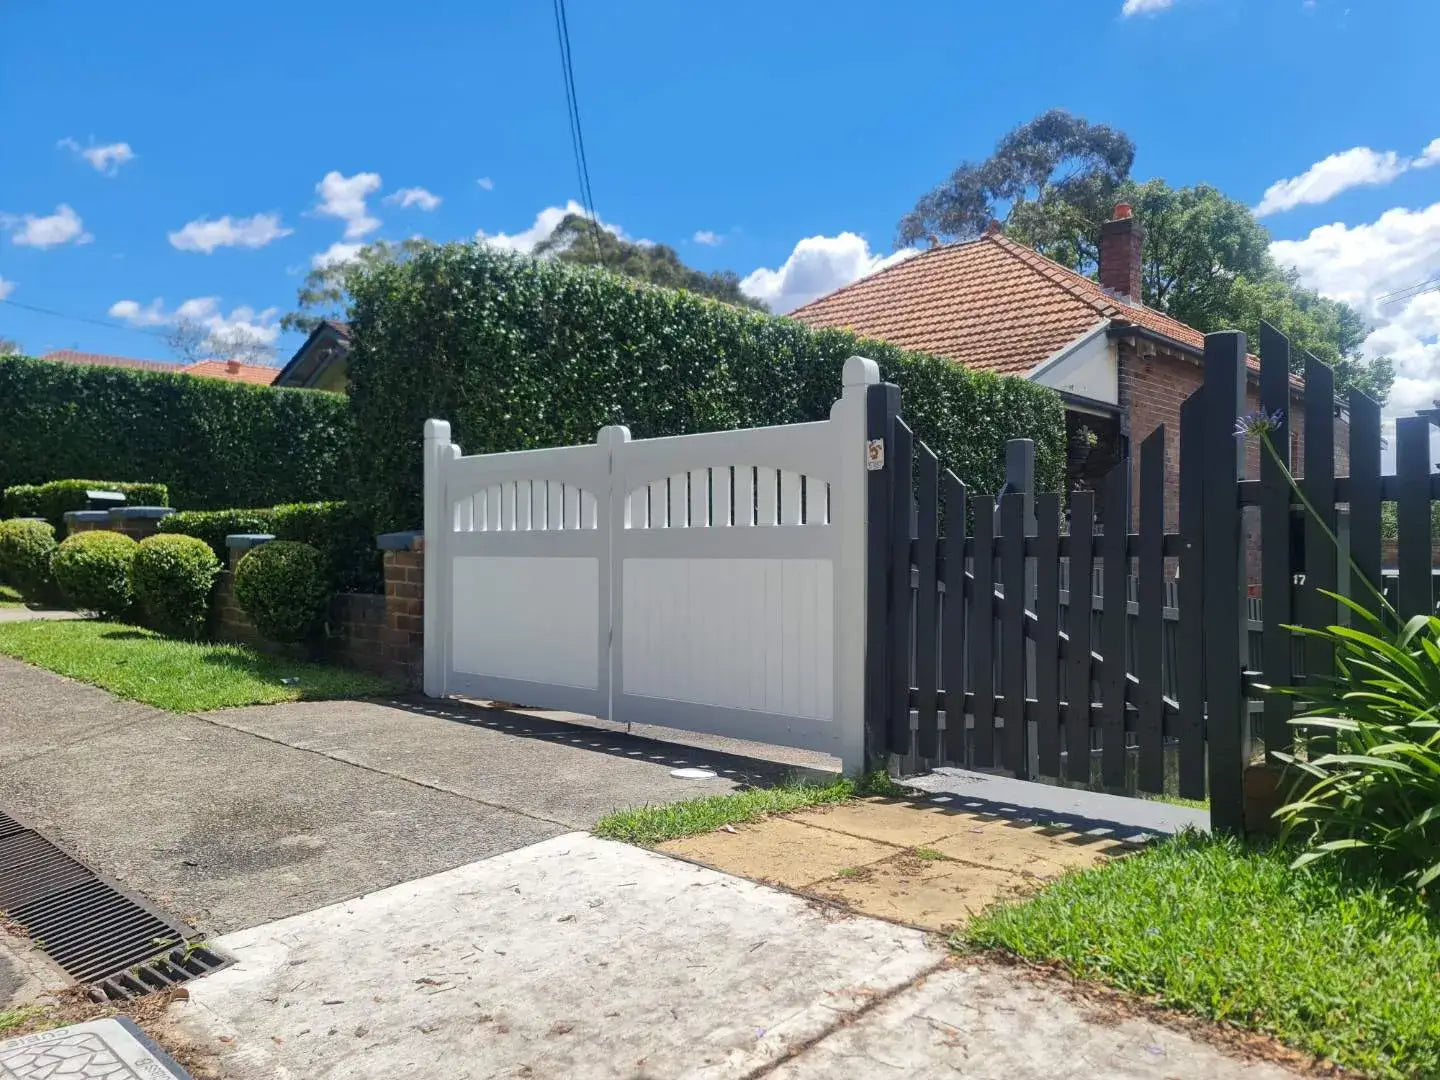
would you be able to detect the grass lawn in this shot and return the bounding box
[0,618,397,712]
[594,778,856,845]
[964,831,1440,1079]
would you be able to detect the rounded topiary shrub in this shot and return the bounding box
[51,530,138,618]
[0,518,59,600]
[131,533,221,638]
[233,540,331,643]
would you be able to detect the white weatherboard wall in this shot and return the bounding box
[423,357,878,771]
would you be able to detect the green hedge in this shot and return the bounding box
[234,541,331,643]
[3,479,169,530]
[0,518,58,600]
[344,243,1066,530]
[131,533,221,639]
[0,355,353,510]
[158,501,381,592]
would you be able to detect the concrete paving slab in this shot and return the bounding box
[201,697,825,829]
[171,833,940,1080]
[767,963,1300,1080]
[908,768,1208,838]
[808,855,1024,932]
[663,818,895,887]
[0,606,81,623]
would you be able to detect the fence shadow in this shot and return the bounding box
[381,695,836,789]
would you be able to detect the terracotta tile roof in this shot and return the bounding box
[788,231,1254,375]
[38,349,179,374]
[185,360,281,386]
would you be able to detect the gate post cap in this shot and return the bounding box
[597,424,632,448]
[843,355,880,387]
[424,418,451,442]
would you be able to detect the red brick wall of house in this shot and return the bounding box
[1118,339,1350,583]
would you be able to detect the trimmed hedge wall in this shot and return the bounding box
[3,479,169,530]
[0,355,353,510]
[345,243,1067,530]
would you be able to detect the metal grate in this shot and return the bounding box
[0,809,228,997]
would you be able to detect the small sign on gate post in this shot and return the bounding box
[866,439,885,471]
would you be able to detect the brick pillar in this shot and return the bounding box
[62,511,111,536]
[379,531,425,687]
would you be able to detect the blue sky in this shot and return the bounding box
[2,0,1438,419]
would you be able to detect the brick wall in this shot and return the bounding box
[1119,339,1350,583]
[211,535,424,686]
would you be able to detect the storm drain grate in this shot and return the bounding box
[0,809,229,998]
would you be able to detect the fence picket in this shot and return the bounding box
[1347,390,1382,618]
[1032,493,1061,777]
[1136,427,1165,793]
[1099,465,1129,789]
[1259,323,1294,759]
[1177,389,1206,799]
[914,443,941,759]
[1000,491,1027,775]
[1064,490,1094,783]
[889,418,915,755]
[1301,354,1337,696]
[1396,415,1433,620]
[941,473,968,763]
[970,495,997,768]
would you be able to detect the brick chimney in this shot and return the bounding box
[226,358,242,375]
[1099,203,1144,303]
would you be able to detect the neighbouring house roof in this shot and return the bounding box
[35,350,280,385]
[185,360,281,386]
[787,231,1244,377]
[38,349,180,374]
[274,320,352,390]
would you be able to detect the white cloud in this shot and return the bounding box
[476,200,623,254]
[1271,201,1440,421]
[57,137,135,176]
[168,212,292,253]
[476,177,495,191]
[4,204,92,248]
[0,277,14,300]
[315,171,382,239]
[1416,138,1440,170]
[1121,0,1174,14]
[311,241,364,269]
[384,187,442,211]
[1255,147,1411,217]
[109,296,280,346]
[693,230,722,246]
[739,233,918,314]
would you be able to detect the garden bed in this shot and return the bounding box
[0,619,397,712]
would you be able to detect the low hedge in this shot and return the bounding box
[233,541,331,643]
[52,531,137,618]
[132,534,221,638]
[0,518,58,600]
[3,480,169,530]
[344,242,1068,530]
[159,501,381,592]
[157,509,276,562]
[0,355,352,509]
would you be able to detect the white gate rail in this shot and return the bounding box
[424,356,878,771]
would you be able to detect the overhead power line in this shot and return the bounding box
[1377,276,1440,307]
[0,297,170,340]
[551,0,606,266]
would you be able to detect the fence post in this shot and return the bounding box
[1005,439,1036,534]
[1201,332,1248,832]
[834,356,882,775]
[422,418,452,698]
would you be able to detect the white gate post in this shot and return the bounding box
[422,419,452,698]
[830,356,880,775]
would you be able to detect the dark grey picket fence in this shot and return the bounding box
[863,324,1438,831]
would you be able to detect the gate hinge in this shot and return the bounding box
[866,439,885,471]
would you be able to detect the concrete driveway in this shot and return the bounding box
[0,658,811,933]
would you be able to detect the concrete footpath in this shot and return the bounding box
[169,834,1297,1080]
[0,658,801,933]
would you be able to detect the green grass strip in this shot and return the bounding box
[0,618,398,712]
[963,831,1440,1079]
[594,778,856,846]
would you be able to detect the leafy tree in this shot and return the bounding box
[164,318,276,367]
[534,213,766,311]
[281,238,434,335]
[0,337,20,356]
[897,109,1135,246]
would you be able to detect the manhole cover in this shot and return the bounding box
[0,1017,192,1078]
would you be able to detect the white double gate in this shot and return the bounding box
[422,356,878,771]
